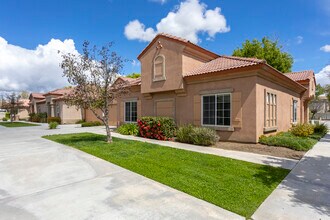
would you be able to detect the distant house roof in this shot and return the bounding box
[117,77,141,86]
[43,88,73,96]
[30,93,45,99]
[184,55,266,77]
[137,33,219,60]
[285,70,315,83]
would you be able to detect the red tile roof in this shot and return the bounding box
[184,55,266,77]
[30,93,45,99]
[43,88,73,96]
[137,33,219,60]
[118,77,141,86]
[285,70,314,82]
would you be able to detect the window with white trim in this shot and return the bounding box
[125,101,137,122]
[202,94,231,126]
[293,100,298,123]
[153,55,165,81]
[265,92,277,128]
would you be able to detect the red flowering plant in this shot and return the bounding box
[137,117,176,141]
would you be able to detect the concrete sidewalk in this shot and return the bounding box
[0,123,243,220]
[252,133,330,220]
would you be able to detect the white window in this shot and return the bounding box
[293,100,298,123]
[202,94,231,126]
[265,92,277,128]
[56,105,60,117]
[153,55,165,81]
[125,101,137,122]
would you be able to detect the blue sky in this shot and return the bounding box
[0,0,329,92]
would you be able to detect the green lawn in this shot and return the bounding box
[44,133,289,217]
[0,122,40,127]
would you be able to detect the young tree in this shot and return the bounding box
[60,41,129,143]
[3,92,22,122]
[233,37,293,73]
[20,90,30,99]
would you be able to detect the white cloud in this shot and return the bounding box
[320,44,330,52]
[124,0,230,44]
[131,59,140,67]
[124,20,157,42]
[149,0,168,4]
[0,36,78,93]
[316,65,330,86]
[296,36,303,44]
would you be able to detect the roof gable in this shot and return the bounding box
[137,33,219,60]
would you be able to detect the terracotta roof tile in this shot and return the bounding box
[43,88,73,96]
[184,55,265,77]
[119,77,141,86]
[285,70,314,82]
[30,93,45,99]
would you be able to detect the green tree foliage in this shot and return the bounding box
[233,37,293,73]
[315,84,325,99]
[126,73,141,78]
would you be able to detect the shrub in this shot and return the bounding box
[49,122,58,129]
[290,123,314,137]
[47,117,61,124]
[5,112,10,119]
[75,119,85,124]
[137,117,176,140]
[81,121,102,127]
[176,125,219,146]
[259,132,317,151]
[117,123,139,135]
[313,123,328,136]
[2,117,8,121]
[30,112,47,123]
[176,124,194,144]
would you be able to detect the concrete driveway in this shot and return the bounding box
[0,124,243,220]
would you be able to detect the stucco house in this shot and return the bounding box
[30,88,83,124]
[85,33,315,143]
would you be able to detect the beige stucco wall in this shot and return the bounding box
[36,103,47,114]
[84,103,118,126]
[140,38,185,94]
[57,101,82,124]
[256,76,302,141]
[17,108,29,120]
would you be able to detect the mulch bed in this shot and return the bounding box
[214,141,305,160]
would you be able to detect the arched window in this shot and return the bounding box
[153,55,166,81]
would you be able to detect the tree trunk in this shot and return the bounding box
[105,123,112,143]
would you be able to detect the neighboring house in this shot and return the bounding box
[17,99,30,120]
[29,93,46,113]
[309,94,330,120]
[85,33,315,143]
[30,88,83,124]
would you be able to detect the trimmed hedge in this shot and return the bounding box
[137,117,176,140]
[81,121,102,127]
[47,117,61,124]
[75,119,85,124]
[176,125,220,146]
[2,117,8,121]
[30,113,47,123]
[117,123,139,135]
